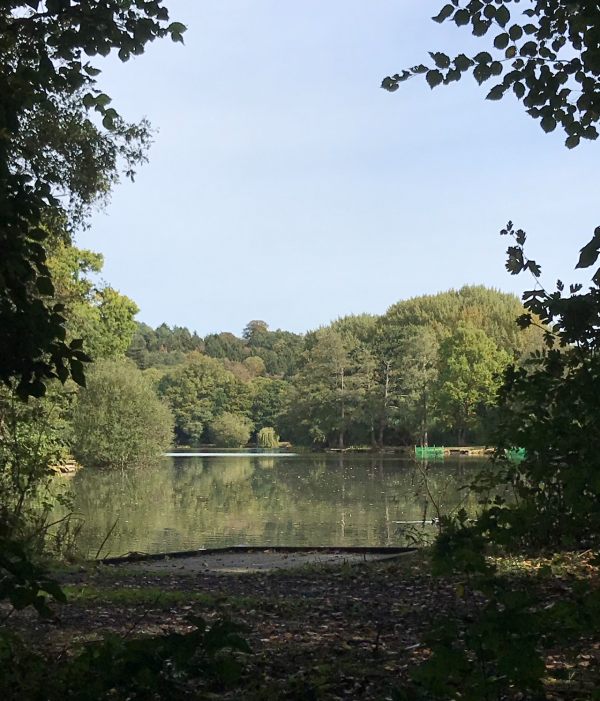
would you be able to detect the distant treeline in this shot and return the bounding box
[125,286,543,448]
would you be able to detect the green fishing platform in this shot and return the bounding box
[506,447,526,462]
[414,445,445,458]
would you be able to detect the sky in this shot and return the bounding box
[77,1,599,337]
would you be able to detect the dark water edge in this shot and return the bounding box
[56,453,492,559]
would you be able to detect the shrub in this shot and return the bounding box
[0,384,76,554]
[209,413,253,448]
[72,359,173,468]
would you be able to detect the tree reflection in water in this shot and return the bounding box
[54,454,490,557]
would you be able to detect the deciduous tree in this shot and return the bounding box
[436,324,510,444]
[209,412,253,449]
[71,359,173,469]
[48,241,138,360]
[0,1,185,397]
[158,354,251,446]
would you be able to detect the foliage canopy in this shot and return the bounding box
[0,1,185,398]
[72,359,173,469]
[209,412,254,449]
[383,0,600,284]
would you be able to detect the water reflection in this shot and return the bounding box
[60,454,490,558]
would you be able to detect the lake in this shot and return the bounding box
[60,453,490,558]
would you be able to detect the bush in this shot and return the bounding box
[0,384,76,554]
[72,359,173,468]
[209,413,253,448]
[0,615,250,700]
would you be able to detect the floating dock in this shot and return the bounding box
[414,446,445,458]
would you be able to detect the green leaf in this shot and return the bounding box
[95,93,112,108]
[473,63,492,84]
[565,134,580,149]
[82,92,95,109]
[56,362,70,384]
[36,276,55,296]
[393,71,411,83]
[102,114,115,130]
[513,82,525,99]
[168,22,187,34]
[540,115,557,132]
[430,52,451,69]
[381,77,399,92]
[494,33,509,50]
[474,51,492,64]
[520,41,537,56]
[509,24,523,41]
[432,4,454,23]
[483,5,496,20]
[454,54,472,72]
[487,85,504,101]
[83,65,102,77]
[472,19,491,37]
[576,228,600,269]
[29,380,46,398]
[426,70,444,89]
[70,359,87,388]
[495,5,511,27]
[454,9,470,26]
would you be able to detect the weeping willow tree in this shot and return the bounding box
[257,426,279,449]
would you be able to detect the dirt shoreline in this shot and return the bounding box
[8,551,599,700]
[98,545,417,572]
[108,548,415,574]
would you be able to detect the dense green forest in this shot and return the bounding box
[3,235,541,481]
[7,235,539,470]
[123,285,541,450]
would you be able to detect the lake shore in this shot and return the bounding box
[168,445,494,456]
[9,550,599,700]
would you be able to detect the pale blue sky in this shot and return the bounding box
[78,1,598,336]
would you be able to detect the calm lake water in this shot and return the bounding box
[59,453,490,558]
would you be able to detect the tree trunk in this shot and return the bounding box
[378,420,385,449]
[379,360,391,448]
[339,366,345,450]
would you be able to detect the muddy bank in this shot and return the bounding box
[100,546,416,574]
